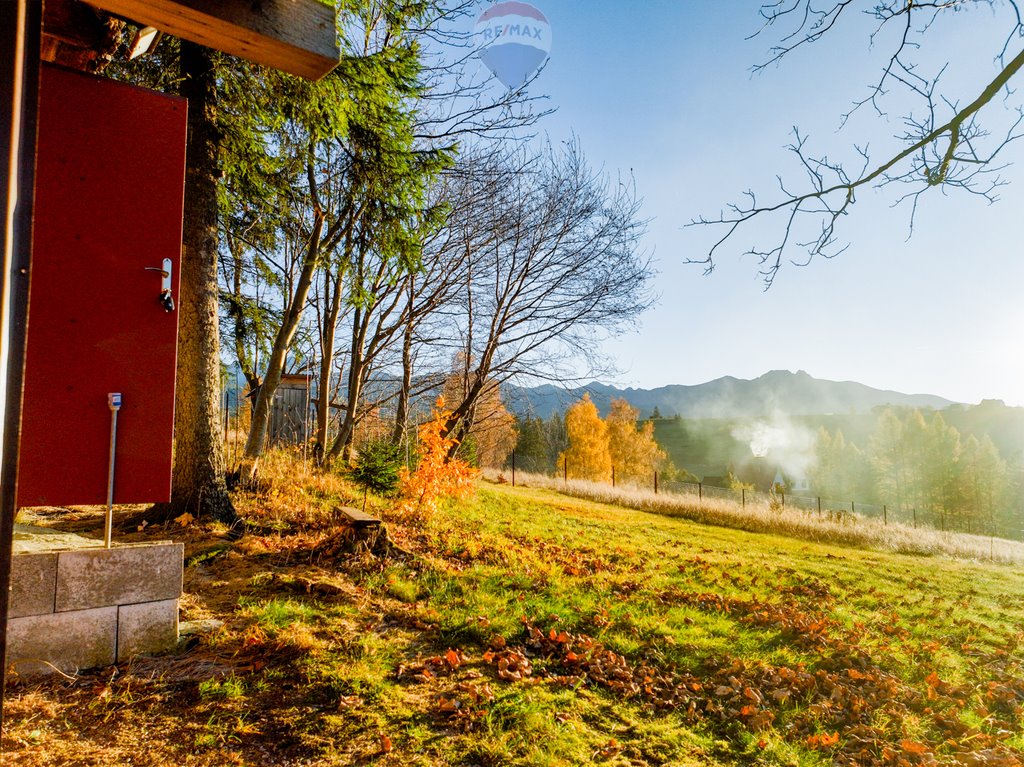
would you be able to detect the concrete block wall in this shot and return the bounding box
[6,541,183,676]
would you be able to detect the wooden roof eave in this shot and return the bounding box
[85,0,339,80]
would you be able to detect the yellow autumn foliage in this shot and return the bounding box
[558,394,612,481]
[606,398,666,483]
[557,396,664,484]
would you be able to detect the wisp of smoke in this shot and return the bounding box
[732,411,817,480]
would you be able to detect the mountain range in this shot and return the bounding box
[504,370,958,420]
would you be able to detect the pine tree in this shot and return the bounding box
[544,412,570,470]
[871,409,909,511]
[902,409,931,512]
[923,413,961,523]
[513,415,550,473]
[958,434,1007,532]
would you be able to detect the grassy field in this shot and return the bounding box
[502,470,1024,564]
[4,468,1024,766]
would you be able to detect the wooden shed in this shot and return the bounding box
[270,374,313,445]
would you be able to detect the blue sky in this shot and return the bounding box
[475,1,1024,406]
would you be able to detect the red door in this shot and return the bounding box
[18,65,186,506]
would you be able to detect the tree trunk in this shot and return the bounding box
[226,234,259,391]
[314,267,345,463]
[324,307,367,465]
[171,42,239,528]
[242,159,324,461]
[391,280,415,445]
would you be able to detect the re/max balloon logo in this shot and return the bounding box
[474,2,551,90]
[478,23,545,43]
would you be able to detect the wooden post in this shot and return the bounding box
[611,466,615,488]
[883,504,887,525]
[563,457,567,483]
[990,512,996,560]
[654,471,658,495]
[781,491,785,508]
[698,482,702,500]
[851,500,855,515]
[0,0,42,729]
[511,449,515,487]
[817,496,821,514]
[913,507,917,528]
[741,487,745,508]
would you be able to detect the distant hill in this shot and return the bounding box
[504,370,957,419]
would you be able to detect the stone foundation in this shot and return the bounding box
[7,525,182,677]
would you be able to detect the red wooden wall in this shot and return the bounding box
[18,65,186,506]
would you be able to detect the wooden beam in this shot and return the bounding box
[87,0,339,80]
[335,507,382,529]
[43,0,125,73]
[1,0,42,728]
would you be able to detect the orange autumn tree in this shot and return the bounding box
[606,398,666,483]
[441,356,517,468]
[396,398,476,519]
[558,394,612,481]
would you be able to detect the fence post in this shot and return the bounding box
[913,508,917,528]
[511,449,515,487]
[851,500,855,515]
[564,458,567,484]
[883,504,887,525]
[817,496,821,515]
[654,471,658,495]
[781,491,785,508]
[612,466,615,488]
[698,482,702,501]
[741,488,745,508]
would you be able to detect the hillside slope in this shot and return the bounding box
[506,369,956,419]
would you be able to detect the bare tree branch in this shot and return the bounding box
[691,1,1024,287]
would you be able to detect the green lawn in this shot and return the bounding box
[5,479,1024,766]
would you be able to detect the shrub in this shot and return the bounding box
[351,439,404,495]
[396,399,476,520]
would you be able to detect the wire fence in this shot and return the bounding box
[505,452,1024,544]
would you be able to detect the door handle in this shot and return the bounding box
[144,258,175,312]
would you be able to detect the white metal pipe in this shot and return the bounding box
[105,393,121,548]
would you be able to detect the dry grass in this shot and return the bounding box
[493,469,1024,564]
[234,447,366,528]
